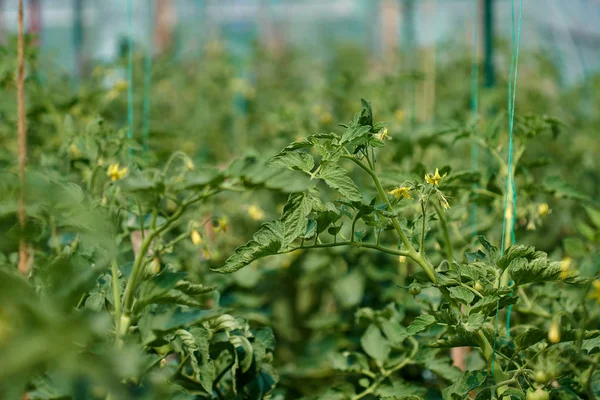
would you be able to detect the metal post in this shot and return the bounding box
[483,0,495,88]
[74,0,84,78]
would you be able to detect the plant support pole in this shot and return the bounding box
[17,0,28,276]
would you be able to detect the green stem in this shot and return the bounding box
[433,201,453,261]
[420,199,427,255]
[281,241,410,258]
[351,337,418,400]
[111,259,122,343]
[342,155,439,283]
[120,190,218,328]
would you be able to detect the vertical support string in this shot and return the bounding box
[127,0,134,155]
[492,0,523,378]
[470,0,480,238]
[142,0,154,154]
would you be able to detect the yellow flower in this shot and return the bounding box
[425,168,447,187]
[184,158,195,171]
[395,109,405,123]
[107,163,128,181]
[150,257,161,274]
[560,257,572,280]
[113,79,129,92]
[399,255,407,263]
[374,127,391,141]
[191,230,203,246]
[589,280,600,304]
[388,186,412,200]
[201,248,211,260]
[320,111,332,125]
[69,143,83,158]
[248,205,265,221]
[213,217,229,233]
[548,320,560,344]
[439,194,451,210]
[538,203,551,217]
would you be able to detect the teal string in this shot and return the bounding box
[470,0,480,238]
[127,0,134,155]
[492,0,523,379]
[142,0,154,154]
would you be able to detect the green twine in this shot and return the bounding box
[492,0,523,379]
[142,0,154,154]
[127,0,134,155]
[469,0,480,238]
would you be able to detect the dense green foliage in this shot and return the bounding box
[0,36,599,399]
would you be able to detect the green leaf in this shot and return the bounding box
[448,286,475,305]
[508,257,562,285]
[340,125,371,145]
[329,352,370,373]
[271,151,315,173]
[497,244,538,270]
[138,308,223,345]
[317,162,362,201]
[514,328,546,349]
[361,324,390,362]
[465,313,485,332]
[406,314,436,335]
[471,295,518,317]
[176,167,224,190]
[282,192,313,245]
[333,271,365,309]
[416,349,462,381]
[136,271,204,311]
[215,220,284,273]
[543,175,596,206]
[381,397,424,400]
[563,237,586,257]
[442,370,488,400]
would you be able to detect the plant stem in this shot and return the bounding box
[433,201,453,261]
[420,199,427,255]
[283,241,410,258]
[342,155,437,283]
[351,337,418,400]
[120,190,218,330]
[111,259,122,344]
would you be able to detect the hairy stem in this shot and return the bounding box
[433,201,453,261]
[342,155,437,283]
[120,190,218,330]
[111,259,122,344]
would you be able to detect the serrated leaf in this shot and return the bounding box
[271,151,315,173]
[215,220,284,273]
[465,313,485,332]
[448,286,475,305]
[317,162,362,201]
[406,314,436,335]
[471,295,518,317]
[442,370,488,400]
[329,352,370,373]
[138,308,223,345]
[175,281,215,295]
[340,125,371,145]
[514,328,546,349]
[361,324,390,362]
[508,257,562,285]
[416,349,462,381]
[497,244,538,270]
[282,192,313,245]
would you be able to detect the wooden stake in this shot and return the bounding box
[17,0,28,276]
